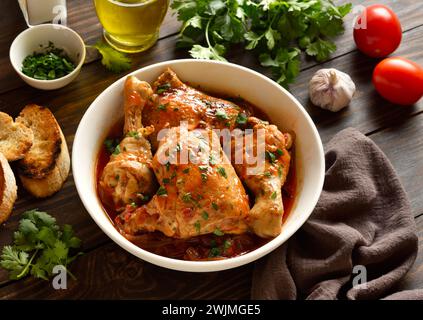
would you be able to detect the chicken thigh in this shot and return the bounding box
[231,117,293,238]
[116,127,250,239]
[98,76,157,211]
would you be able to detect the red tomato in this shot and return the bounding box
[372,57,423,105]
[353,5,402,57]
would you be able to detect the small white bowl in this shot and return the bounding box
[10,24,86,90]
[73,59,325,272]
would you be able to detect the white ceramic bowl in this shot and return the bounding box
[73,59,325,272]
[10,24,86,90]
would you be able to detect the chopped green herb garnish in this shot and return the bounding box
[223,239,232,250]
[156,186,167,196]
[265,151,276,164]
[212,202,218,210]
[209,247,221,257]
[182,168,190,174]
[213,228,224,236]
[276,149,284,156]
[271,191,277,200]
[209,155,217,165]
[165,162,171,171]
[215,109,229,120]
[22,42,75,80]
[104,138,119,154]
[157,83,171,94]
[217,167,227,178]
[113,144,121,155]
[162,178,170,184]
[263,172,272,178]
[201,173,208,182]
[130,202,137,208]
[127,131,139,139]
[199,165,208,172]
[202,211,209,220]
[182,193,192,203]
[235,113,247,125]
[158,104,167,111]
[137,193,149,202]
[278,167,282,178]
[194,220,201,234]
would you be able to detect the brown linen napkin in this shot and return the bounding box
[251,128,422,300]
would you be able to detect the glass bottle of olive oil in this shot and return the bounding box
[94,0,169,53]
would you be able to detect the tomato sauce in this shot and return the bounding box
[95,98,297,261]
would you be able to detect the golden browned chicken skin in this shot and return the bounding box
[104,69,295,241]
[117,127,250,239]
[99,76,157,211]
[142,68,250,149]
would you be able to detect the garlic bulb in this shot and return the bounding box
[309,68,356,112]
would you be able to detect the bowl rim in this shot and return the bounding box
[9,23,86,84]
[72,59,325,272]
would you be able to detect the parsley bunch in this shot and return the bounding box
[0,210,82,281]
[171,0,352,86]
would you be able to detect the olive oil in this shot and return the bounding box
[94,0,169,53]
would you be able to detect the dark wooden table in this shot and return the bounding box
[0,0,422,299]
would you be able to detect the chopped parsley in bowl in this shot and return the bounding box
[22,42,76,80]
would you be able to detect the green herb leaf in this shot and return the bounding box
[213,228,224,236]
[223,239,232,250]
[0,210,82,281]
[212,202,219,210]
[104,138,119,154]
[172,0,351,87]
[157,83,171,94]
[93,41,131,73]
[217,166,227,178]
[182,193,192,203]
[113,144,121,156]
[21,42,75,80]
[194,220,201,234]
[209,247,221,257]
[202,211,209,220]
[127,131,139,139]
[156,186,168,196]
[235,112,247,125]
[215,109,229,120]
[265,150,276,164]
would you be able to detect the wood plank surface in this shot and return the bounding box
[0,0,422,299]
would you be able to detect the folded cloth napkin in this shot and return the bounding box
[251,128,422,300]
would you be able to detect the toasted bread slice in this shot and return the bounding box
[0,112,33,161]
[16,104,70,198]
[0,152,17,224]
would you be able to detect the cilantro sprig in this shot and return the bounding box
[91,41,131,73]
[0,210,82,281]
[172,0,352,87]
